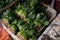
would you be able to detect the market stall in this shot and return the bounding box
[0,0,60,40]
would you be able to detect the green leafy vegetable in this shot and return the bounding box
[1,0,49,40]
[16,9,27,18]
[10,24,18,34]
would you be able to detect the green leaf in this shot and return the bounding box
[43,21,49,26]
[30,0,38,8]
[33,20,41,27]
[10,24,18,33]
[16,3,21,10]
[28,10,36,19]
[18,25,23,31]
[18,31,24,35]
[23,18,30,23]
[12,19,17,24]
[17,9,27,18]
[36,13,41,21]
[28,30,34,36]
[22,31,28,38]
[31,36,37,40]
[3,17,9,23]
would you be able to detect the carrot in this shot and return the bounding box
[5,36,12,40]
[2,28,8,36]
[0,34,7,40]
[0,28,12,40]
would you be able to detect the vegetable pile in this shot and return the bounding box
[2,0,49,40]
